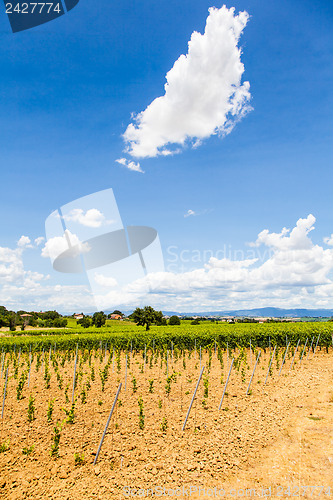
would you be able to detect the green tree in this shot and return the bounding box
[78,316,91,328]
[9,313,16,332]
[131,306,163,331]
[169,315,181,325]
[191,318,200,325]
[154,311,166,326]
[92,312,106,328]
[0,313,8,328]
[39,311,60,320]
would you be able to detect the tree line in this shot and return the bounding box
[0,305,183,332]
[0,306,67,331]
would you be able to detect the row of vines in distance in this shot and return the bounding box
[0,322,333,352]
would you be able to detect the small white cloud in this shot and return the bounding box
[184,209,196,218]
[62,208,112,228]
[123,5,251,159]
[94,273,118,288]
[324,234,333,246]
[115,158,144,173]
[17,236,33,248]
[184,208,213,218]
[34,236,45,246]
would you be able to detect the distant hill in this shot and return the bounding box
[162,307,333,318]
[66,307,333,318]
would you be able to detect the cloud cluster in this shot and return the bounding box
[0,282,93,311]
[110,214,333,310]
[4,215,333,312]
[122,5,251,159]
[0,236,93,311]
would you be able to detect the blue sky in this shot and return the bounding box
[1,0,333,312]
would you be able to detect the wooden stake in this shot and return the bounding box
[219,358,234,410]
[72,344,78,404]
[312,334,320,357]
[289,339,300,371]
[144,345,147,370]
[307,336,315,360]
[199,346,201,370]
[300,337,308,364]
[1,368,9,419]
[41,347,45,372]
[125,354,128,390]
[182,367,204,431]
[0,352,4,379]
[246,351,260,395]
[264,345,276,386]
[28,350,32,388]
[93,383,122,465]
[279,342,290,376]
[249,339,252,364]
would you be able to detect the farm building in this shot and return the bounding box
[109,314,122,320]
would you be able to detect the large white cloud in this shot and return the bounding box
[41,230,91,261]
[122,5,251,159]
[0,237,51,309]
[0,237,94,311]
[0,246,25,283]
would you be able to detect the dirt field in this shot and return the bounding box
[0,346,332,499]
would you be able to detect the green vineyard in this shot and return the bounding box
[0,321,332,352]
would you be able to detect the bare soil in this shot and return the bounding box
[0,347,332,499]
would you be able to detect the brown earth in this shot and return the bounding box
[0,346,332,499]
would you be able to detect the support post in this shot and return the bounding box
[182,367,204,431]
